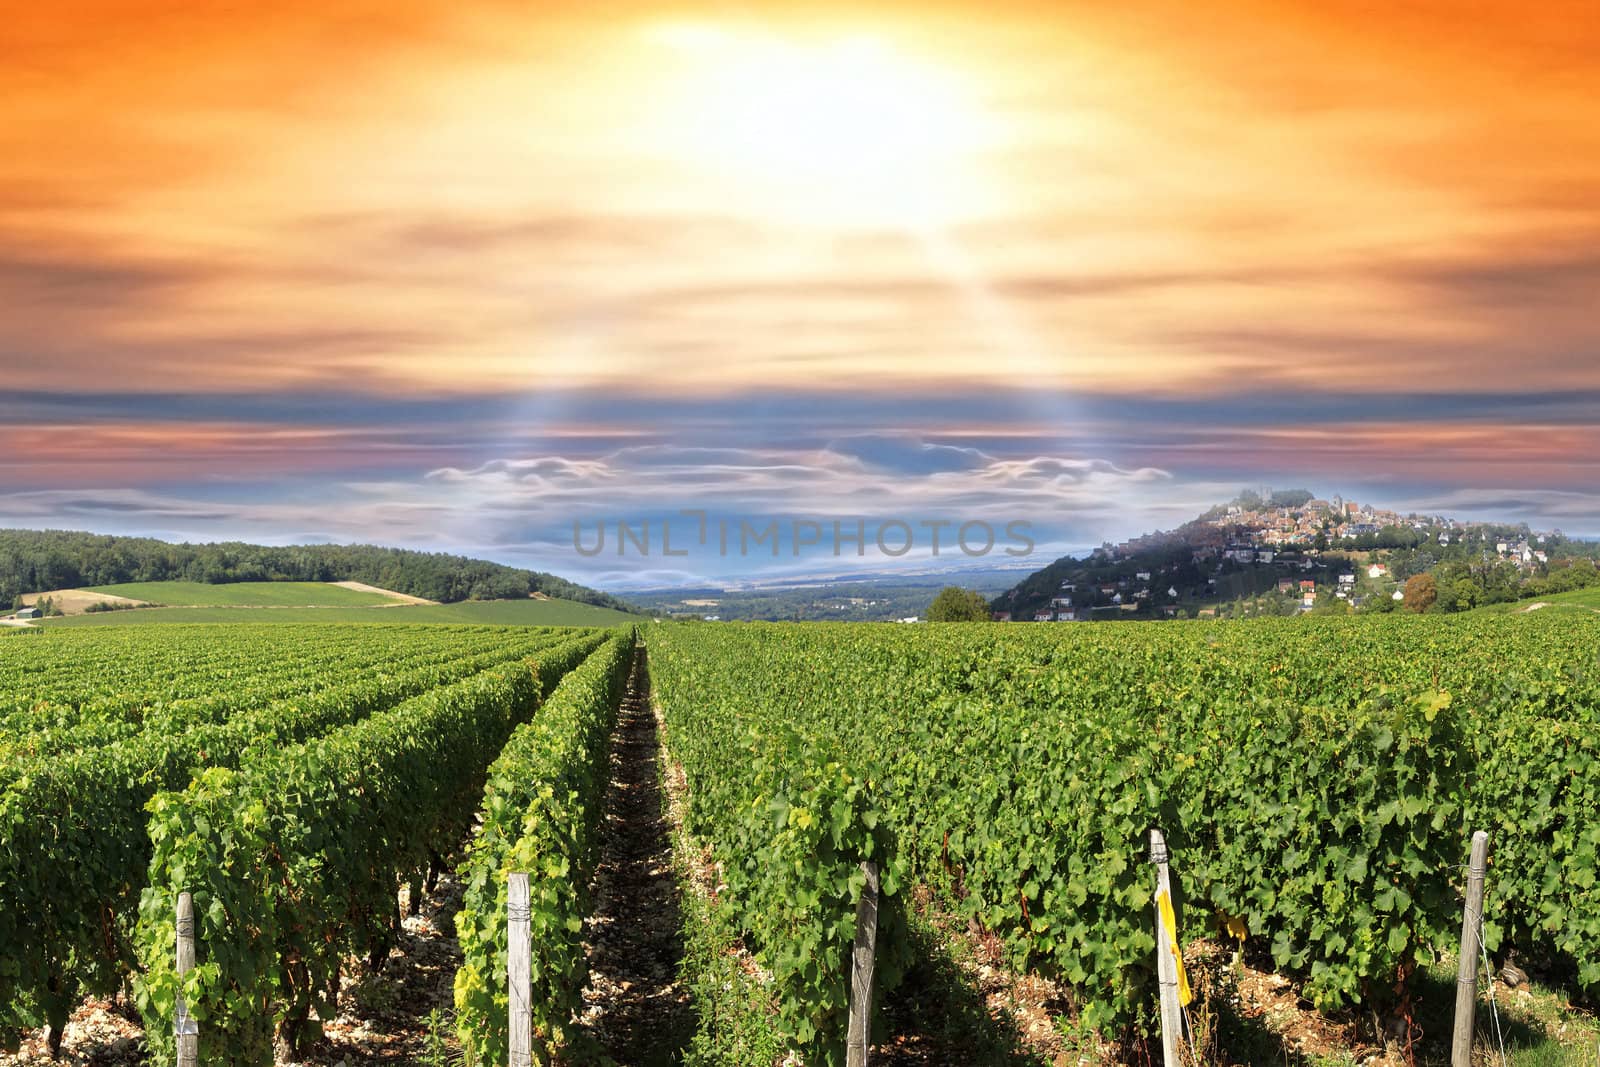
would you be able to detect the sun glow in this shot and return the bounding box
[652,26,994,228]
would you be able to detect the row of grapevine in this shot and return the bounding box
[0,626,559,769]
[0,626,351,710]
[1468,678,1600,989]
[648,612,1600,1057]
[0,625,566,738]
[0,626,602,1050]
[130,629,611,1063]
[453,630,636,1063]
[649,627,912,1065]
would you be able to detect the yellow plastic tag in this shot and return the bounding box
[1156,889,1193,1006]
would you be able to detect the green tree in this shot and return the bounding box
[1362,590,1399,614]
[927,586,992,622]
[1403,573,1437,614]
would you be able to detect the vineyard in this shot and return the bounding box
[0,624,617,1058]
[2,612,1598,1064]
[648,613,1600,1063]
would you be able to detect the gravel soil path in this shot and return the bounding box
[568,647,694,1065]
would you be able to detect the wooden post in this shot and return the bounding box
[1451,831,1490,1067]
[1150,830,1183,1067]
[845,860,880,1067]
[508,872,533,1067]
[174,891,198,1067]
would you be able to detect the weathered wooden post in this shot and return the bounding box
[1451,831,1490,1067]
[175,891,198,1067]
[508,872,533,1067]
[1150,830,1184,1067]
[845,860,880,1067]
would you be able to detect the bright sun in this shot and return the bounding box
[652,26,991,228]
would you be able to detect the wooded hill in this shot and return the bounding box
[0,529,637,613]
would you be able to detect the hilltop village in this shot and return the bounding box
[994,490,1592,622]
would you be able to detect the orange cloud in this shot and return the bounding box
[1,0,1596,398]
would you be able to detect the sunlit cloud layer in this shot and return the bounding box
[2,0,1597,580]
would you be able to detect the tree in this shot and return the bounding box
[1403,572,1437,614]
[1450,577,1480,612]
[1270,489,1314,508]
[1361,588,1399,614]
[927,586,992,622]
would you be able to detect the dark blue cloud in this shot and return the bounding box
[5,385,1600,432]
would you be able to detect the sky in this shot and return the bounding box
[2,0,1597,587]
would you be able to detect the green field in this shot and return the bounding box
[1472,586,1600,615]
[79,580,405,607]
[46,596,638,627]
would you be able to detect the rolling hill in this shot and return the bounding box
[0,528,638,614]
